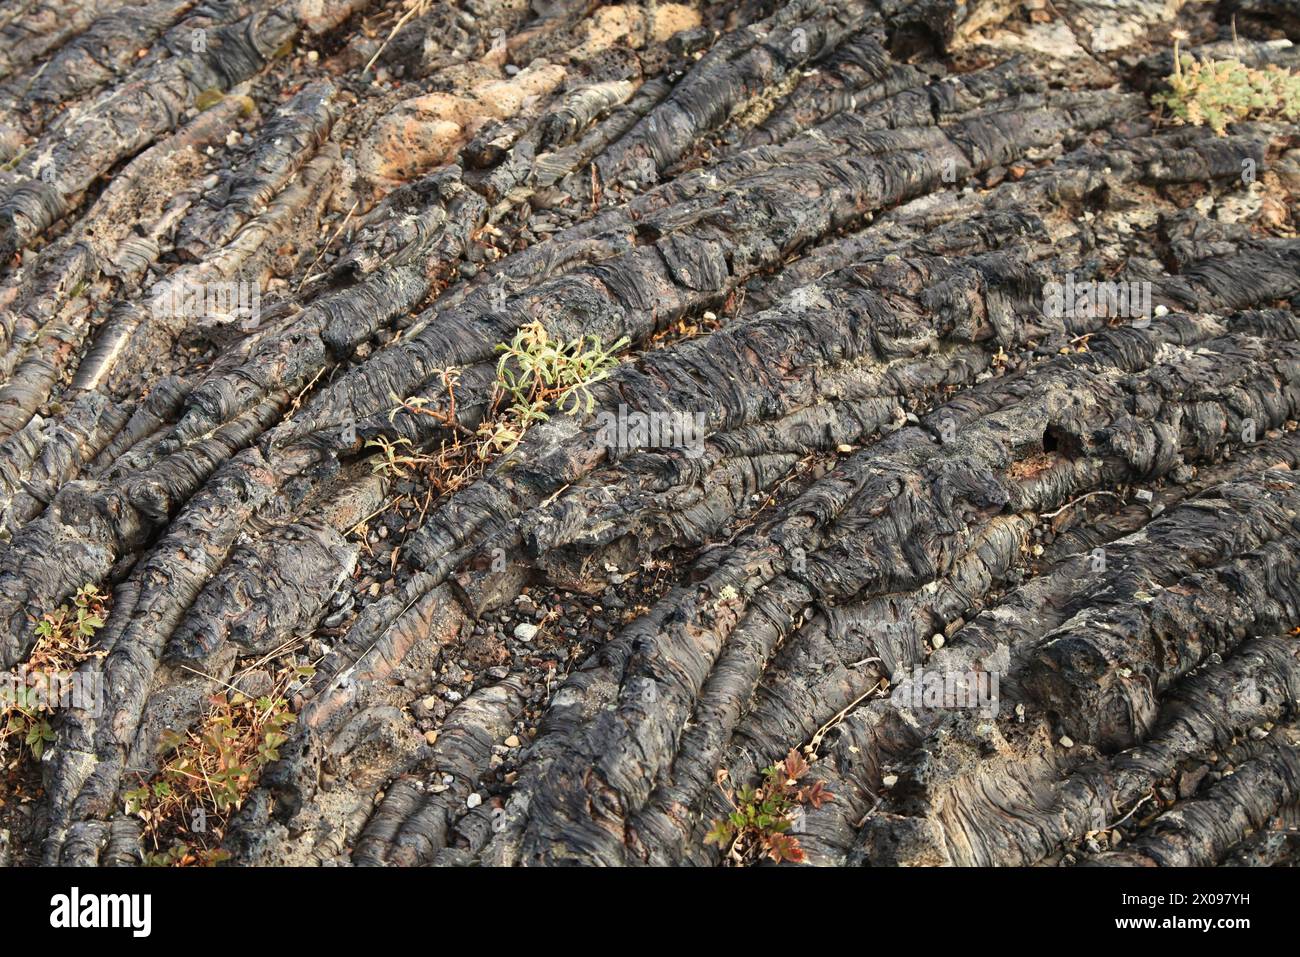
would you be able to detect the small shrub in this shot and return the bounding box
[365,434,432,477]
[1153,41,1300,134]
[368,325,627,492]
[1,585,109,762]
[706,749,833,864]
[476,322,626,456]
[124,666,309,866]
[493,321,627,420]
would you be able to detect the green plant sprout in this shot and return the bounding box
[1153,40,1300,135]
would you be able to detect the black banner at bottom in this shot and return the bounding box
[0,864,1277,945]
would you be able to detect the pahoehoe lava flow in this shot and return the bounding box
[0,0,1298,868]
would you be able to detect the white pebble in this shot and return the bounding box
[514,622,538,642]
[466,793,482,809]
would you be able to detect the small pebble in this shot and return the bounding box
[1059,735,1074,749]
[514,622,538,642]
[504,734,521,748]
[1178,765,1208,798]
[466,793,482,809]
[930,634,945,649]
[322,608,349,628]
[424,730,439,746]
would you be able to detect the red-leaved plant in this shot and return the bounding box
[706,749,833,864]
